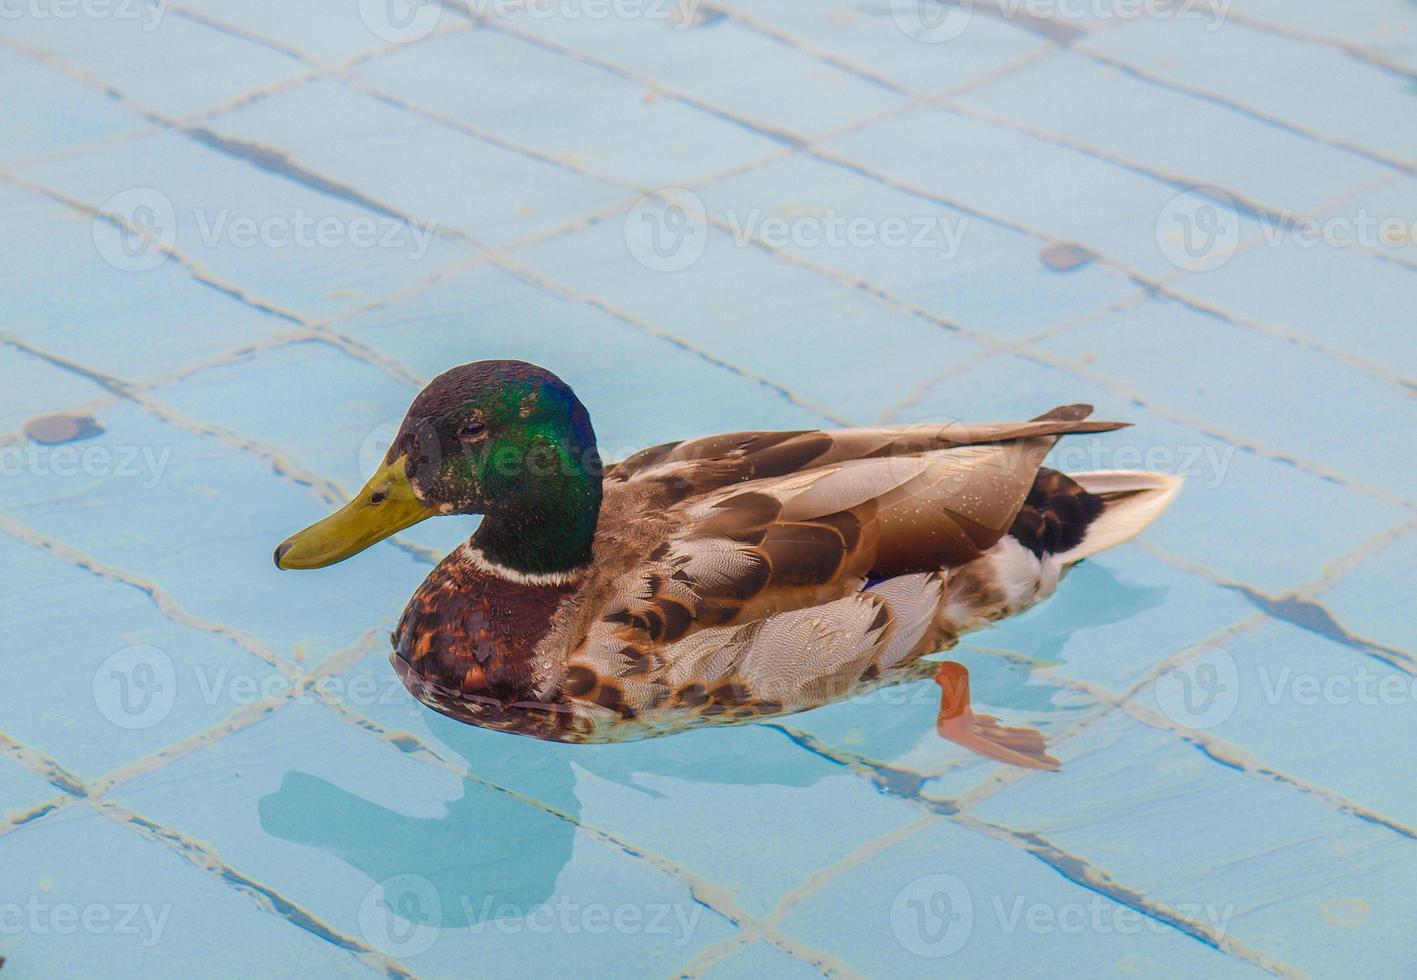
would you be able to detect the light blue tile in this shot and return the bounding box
[822,105,1264,280]
[2,402,432,667]
[151,340,418,494]
[699,154,1140,340]
[0,805,378,979]
[970,711,1417,974]
[517,207,989,421]
[0,46,149,167]
[711,0,1053,95]
[1133,620,1417,827]
[1166,231,1417,379]
[175,0,399,64]
[499,13,907,137]
[0,754,60,824]
[2,2,302,118]
[0,533,282,782]
[354,25,782,187]
[956,49,1389,212]
[0,347,108,436]
[700,939,823,980]
[206,78,628,247]
[1332,174,1417,265]
[15,129,469,321]
[1036,295,1416,500]
[1222,0,1417,72]
[779,807,1265,978]
[0,183,286,382]
[337,259,837,449]
[1079,18,1417,164]
[110,700,737,974]
[318,651,923,921]
[1317,528,1417,656]
[973,548,1255,696]
[909,353,1409,594]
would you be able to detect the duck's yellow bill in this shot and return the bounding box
[274,455,434,569]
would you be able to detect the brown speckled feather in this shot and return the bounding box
[390,409,1160,743]
[532,412,1126,739]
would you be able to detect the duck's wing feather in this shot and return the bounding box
[605,405,1123,502]
[563,409,1125,717]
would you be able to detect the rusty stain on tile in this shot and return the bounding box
[23,413,105,445]
[1041,240,1099,272]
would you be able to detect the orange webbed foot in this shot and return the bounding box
[933,662,1060,771]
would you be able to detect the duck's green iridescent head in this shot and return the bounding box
[275,360,602,575]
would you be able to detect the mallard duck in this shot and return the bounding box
[275,361,1179,769]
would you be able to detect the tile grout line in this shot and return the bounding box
[313,695,865,978]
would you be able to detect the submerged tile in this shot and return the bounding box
[970,711,1417,974]
[699,154,1139,341]
[1,3,302,118]
[708,0,1053,95]
[355,25,782,188]
[1133,619,1417,827]
[0,805,378,978]
[0,183,286,382]
[110,700,737,973]
[1317,528,1417,656]
[822,104,1264,280]
[205,78,628,248]
[910,353,1408,594]
[495,13,907,138]
[517,207,988,421]
[0,753,61,824]
[779,803,1265,977]
[1,347,108,437]
[1036,295,1416,500]
[1165,232,1417,380]
[1079,18,1417,164]
[957,49,1389,212]
[1,402,431,667]
[337,259,837,449]
[0,534,282,782]
[14,129,469,322]
[0,46,150,166]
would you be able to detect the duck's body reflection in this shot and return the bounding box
[258,561,1163,929]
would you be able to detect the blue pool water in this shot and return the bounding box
[2,1,1415,976]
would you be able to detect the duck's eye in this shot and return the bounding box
[459,420,487,439]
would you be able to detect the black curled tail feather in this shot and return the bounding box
[1009,468,1104,559]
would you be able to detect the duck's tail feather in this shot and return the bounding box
[1051,470,1182,565]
